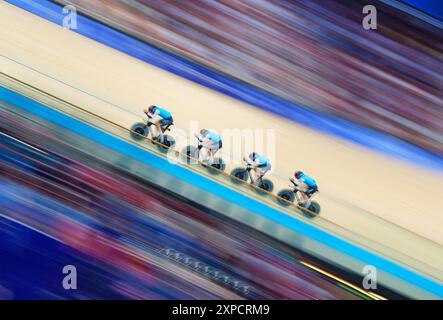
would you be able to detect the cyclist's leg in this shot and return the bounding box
[303,196,312,209]
[208,142,220,163]
[251,167,260,184]
[255,165,269,185]
[260,164,271,180]
[149,117,162,139]
[207,149,215,163]
[295,190,309,207]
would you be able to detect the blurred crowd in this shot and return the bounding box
[0,105,361,299]
[57,0,443,155]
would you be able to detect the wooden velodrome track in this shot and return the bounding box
[1,2,443,283]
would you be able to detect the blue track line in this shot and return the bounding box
[1,86,442,297]
[6,0,443,172]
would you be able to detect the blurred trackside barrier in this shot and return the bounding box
[1,75,442,299]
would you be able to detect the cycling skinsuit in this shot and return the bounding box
[153,107,173,126]
[299,172,318,196]
[208,132,222,149]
